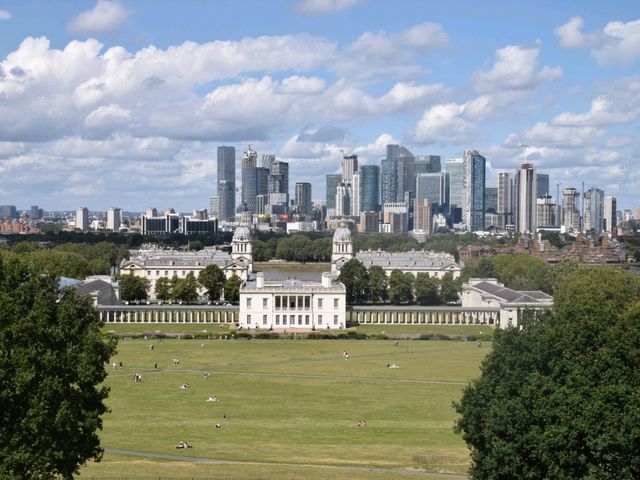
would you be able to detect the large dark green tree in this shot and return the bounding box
[413,273,440,305]
[338,258,369,304]
[368,265,388,303]
[172,272,199,303]
[439,272,459,304]
[388,270,414,304]
[223,275,243,304]
[198,264,225,301]
[455,267,640,479]
[0,254,116,479]
[118,273,149,302]
[154,276,172,301]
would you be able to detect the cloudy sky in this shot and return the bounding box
[0,0,639,212]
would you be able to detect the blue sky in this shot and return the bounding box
[0,0,639,212]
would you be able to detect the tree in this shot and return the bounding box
[198,264,225,301]
[455,268,640,479]
[172,272,199,303]
[462,256,496,281]
[492,253,552,293]
[154,276,172,301]
[118,273,148,302]
[338,258,369,304]
[413,273,440,305]
[368,265,388,303]
[0,255,116,479]
[388,270,414,304]
[439,272,459,304]
[223,275,243,304]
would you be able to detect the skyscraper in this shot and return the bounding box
[514,163,537,234]
[351,172,360,216]
[497,172,513,228]
[268,161,289,195]
[217,146,236,221]
[536,195,556,227]
[241,148,269,214]
[381,144,414,204]
[462,150,486,232]
[583,187,604,233]
[413,197,432,233]
[76,207,89,231]
[485,187,498,213]
[341,154,358,184]
[445,157,464,211]
[106,207,121,231]
[604,196,617,236]
[295,182,312,216]
[562,187,581,232]
[325,174,342,211]
[416,172,448,208]
[336,183,351,216]
[415,155,441,174]
[359,165,380,213]
[536,173,550,198]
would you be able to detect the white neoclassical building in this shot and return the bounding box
[461,278,553,328]
[120,226,253,299]
[330,225,461,279]
[239,272,346,330]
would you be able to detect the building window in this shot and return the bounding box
[290,315,295,325]
[282,296,288,309]
[282,316,287,325]
[146,271,150,275]
[305,296,310,309]
[263,298,268,308]
[289,296,296,309]
[156,271,159,275]
[305,315,309,325]
[334,315,338,325]
[334,298,339,308]
[297,296,303,309]
[298,315,302,325]
[318,298,323,308]
[164,271,168,276]
[263,315,267,325]
[247,314,251,324]
[275,296,281,309]
[318,315,323,325]
[246,298,252,308]
[275,315,280,325]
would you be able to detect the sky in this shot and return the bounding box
[0,0,639,212]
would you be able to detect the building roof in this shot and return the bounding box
[121,247,242,269]
[242,276,345,293]
[72,279,113,296]
[355,249,460,271]
[333,225,352,242]
[468,279,553,306]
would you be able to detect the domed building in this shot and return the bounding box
[331,224,354,273]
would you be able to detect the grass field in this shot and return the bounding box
[79,338,488,479]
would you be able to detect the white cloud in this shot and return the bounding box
[555,16,640,66]
[505,122,604,148]
[297,0,362,15]
[471,42,562,92]
[411,102,477,144]
[276,76,326,95]
[67,0,131,34]
[0,9,11,20]
[553,95,639,126]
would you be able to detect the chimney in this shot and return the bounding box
[256,272,264,289]
[322,272,332,288]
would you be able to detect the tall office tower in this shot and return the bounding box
[514,163,537,234]
[415,155,441,174]
[381,144,415,204]
[335,183,351,216]
[268,161,289,195]
[0,205,17,219]
[635,207,640,220]
[562,187,581,232]
[413,197,432,233]
[106,207,121,231]
[325,174,342,211]
[462,150,486,232]
[416,172,448,207]
[536,173,550,198]
[583,187,605,233]
[624,209,632,221]
[536,195,556,227]
[216,146,236,221]
[145,207,158,218]
[294,182,312,216]
[76,207,89,231]
[359,165,380,213]
[445,157,464,211]
[382,202,409,233]
[258,154,275,169]
[30,205,42,219]
[341,154,358,184]
[209,196,219,218]
[497,172,513,228]
[241,148,258,213]
[351,172,361,216]
[485,187,498,213]
[604,196,617,236]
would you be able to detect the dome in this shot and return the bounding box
[233,225,251,242]
[333,226,351,243]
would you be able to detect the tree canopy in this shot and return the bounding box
[118,273,149,302]
[0,253,116,479]
[338,258,369,304]
[223,275,243,304]
[388,270,414,304]
[198,264,225,301]
[455,267,640,479]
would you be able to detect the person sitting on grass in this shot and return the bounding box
[180,383,190,389]
[206,396,218,402]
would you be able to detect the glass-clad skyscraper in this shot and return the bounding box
[217,146,236,221]
[360,165,380,212]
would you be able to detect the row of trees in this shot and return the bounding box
[118,264,243,304]
[337,258,459,305]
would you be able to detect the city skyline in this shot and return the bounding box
[0,0,639,211]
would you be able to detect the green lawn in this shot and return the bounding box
[80,339,487,479]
